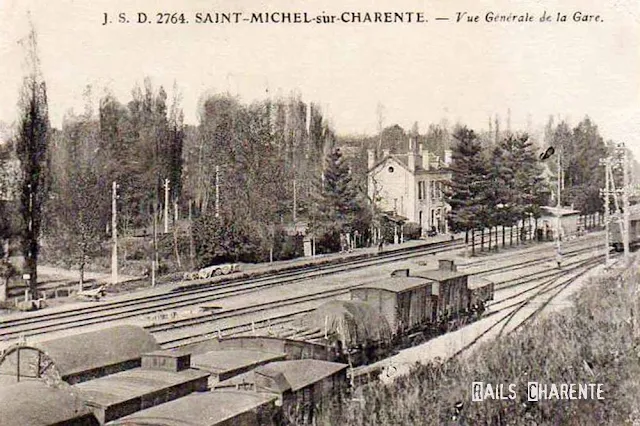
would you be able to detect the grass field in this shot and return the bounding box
[318,262,640,425]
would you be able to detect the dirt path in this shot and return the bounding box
[37,265,139,286]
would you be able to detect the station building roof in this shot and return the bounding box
[0,381,98,426]
[109,390,277,426]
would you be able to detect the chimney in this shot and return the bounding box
[438,259,457,272]
[444,149,452,166]
[382,149,390,158]
[408,152,416,172]
[409,138,413,152]
[422,149,430,171]
[367,149,376,170]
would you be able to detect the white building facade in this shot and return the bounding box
[367,142,452,235]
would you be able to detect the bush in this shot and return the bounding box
[277,234,304,260]
[194,213,271,266]
[318,267,640,425]
[403,222,422,240]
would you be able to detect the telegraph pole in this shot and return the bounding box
[555,146,562,263]
[293,179,297,223]
[152,203,158,287]
[600,158,611,266]
[215,165,220,218]
[163,179,170,233]
[111,181,118,286]
[622,144,631,258]
[188,199,195,269]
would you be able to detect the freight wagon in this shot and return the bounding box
[297,259,494,365]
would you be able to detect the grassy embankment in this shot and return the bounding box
[319,262,640,425]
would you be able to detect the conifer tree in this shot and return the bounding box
[445,127,489,248]
[309,148,364,250]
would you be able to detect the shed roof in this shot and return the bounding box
[354,275,433,293]
[110,390,277,426]
[217,360,347,392]
[540,206,581,217]
[36,325,159,378]
[0,381,98,426]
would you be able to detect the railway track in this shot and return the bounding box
[156,241,605,348]
[348,252,611,381]
[0,238,464,342]
[0,234,606,347]
[452,254,614,358]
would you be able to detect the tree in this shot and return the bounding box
[425,123,450,159]
[0,141,21,257]
[309,148,366,251]
[47,113,108,290]
[15,27,50,296]
[487,140,517,247]
[193,213,266,266]
[444,127,489,253]
[570,117,607,215]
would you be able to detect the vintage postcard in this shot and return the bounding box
[0,0,638,425]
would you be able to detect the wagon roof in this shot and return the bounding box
[415,268,468,281]
[354,275,433,293]
[0,381,97,426]
[467,276,494,290]
[36,325,159,378]
[217,359,347,392]
[191,349,287,374]
[110,390,277,426]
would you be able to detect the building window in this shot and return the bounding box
[418,181,424,200]
[388,166,394,173]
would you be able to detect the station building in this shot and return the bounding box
[367,141,452,236]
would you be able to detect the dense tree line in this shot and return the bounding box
[0,29,629,294]
[444,116,613,254]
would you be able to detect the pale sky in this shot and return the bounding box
[1,0,638,155]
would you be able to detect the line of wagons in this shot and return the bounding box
[291,259,495,366]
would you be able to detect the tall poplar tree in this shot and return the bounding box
[16,27,50,296]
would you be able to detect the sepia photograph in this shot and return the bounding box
[0,0,639,424]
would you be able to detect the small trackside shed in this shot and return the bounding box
[350,269,434,335]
